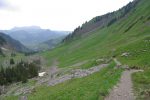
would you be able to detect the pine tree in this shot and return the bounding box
[0,66,6,85]
[10,58,15,65]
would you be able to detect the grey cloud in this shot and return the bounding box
[0,0,18,11]
[0,0,8,8]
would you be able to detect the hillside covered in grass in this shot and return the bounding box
[1,0,150,99]
[42,0,150,69]
[39,0,150,99]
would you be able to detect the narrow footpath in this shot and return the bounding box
[105,58,142,100]
[105,70,141,100]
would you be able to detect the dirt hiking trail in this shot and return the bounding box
[105,70,142,100]
[105,58,143,100]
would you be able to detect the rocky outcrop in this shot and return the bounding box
[48,64,108,86]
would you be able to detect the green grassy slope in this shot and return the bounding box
[39,0,150,99]
[41,0,150,69]
[132,70,150,100]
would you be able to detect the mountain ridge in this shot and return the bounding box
[64,0,141,42]
[0,32,31,53]
[1,26,70,50]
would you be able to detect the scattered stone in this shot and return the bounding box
[96,59,105,62]
[19,96,27,100]
[142,50,147,52]
[0,86,6,95]
[14,86,35,96]
[113,58,121,67]
[121,52,130,57]
[122,65,130,70]
[48,64,108,86]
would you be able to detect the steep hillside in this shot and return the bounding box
[0,32,30,53]
[42,0,150,68]
[64,0,140,41]
[38,0,150,99]
[0,36,6,45]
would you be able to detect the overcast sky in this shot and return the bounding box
[0,0,133,31]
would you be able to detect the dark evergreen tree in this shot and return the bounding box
[10,58,15,65]
[0,61,39,85]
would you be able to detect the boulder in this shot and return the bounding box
[121,52,129,57]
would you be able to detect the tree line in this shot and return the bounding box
[63,0,140,42]
[0,61,39,85]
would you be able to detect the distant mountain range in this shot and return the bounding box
[1,26,70,50]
